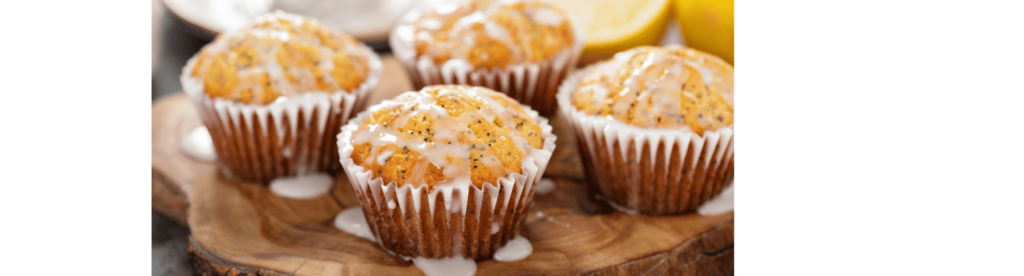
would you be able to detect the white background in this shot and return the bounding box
[1,0,1022,274]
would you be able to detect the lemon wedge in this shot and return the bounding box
[673,0,734,64]
[553,0,672,66]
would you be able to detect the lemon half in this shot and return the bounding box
[554,0,672,66]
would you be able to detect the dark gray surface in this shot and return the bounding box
[152,10,210,102]
[152,8,205,276]
[152,210,191,276]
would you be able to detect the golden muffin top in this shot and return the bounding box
[190,11,371,105]
[349,85,545,188]
[571,45,734,134]
[394,0,576,68]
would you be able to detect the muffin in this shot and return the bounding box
[337,85,556,259]
[390,0,585,117]
[556,45,734,215]
[182,11,382,184]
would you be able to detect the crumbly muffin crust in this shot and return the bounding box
[190,11,371,104]
[571,45,734,133]
[395,0,576,68]
[349,85,544,188]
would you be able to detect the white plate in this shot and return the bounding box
[162,0,436,42]
[162,0,272,35]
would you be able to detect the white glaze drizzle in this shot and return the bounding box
[534,177,555,195]
[376,148,395,165]
[179,126,216,162]
[345,86,553,215]
[574,46,733,130]
[698,184,734,216]
[268,173,333,199]
[579,48,685,129]
[333,207,377,241]
[392,0,571,66]
[530,8,564,26]
[490,222,500,234]
[545,216,571,228]
[493,235,533,262]
[190,11,372,103]
[681,48,734,106]
[411,257,476,276]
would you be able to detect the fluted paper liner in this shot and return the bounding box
[181,44,382,184]
[389,14,585,117]
[337,106,556,260]
[556,64,735,215]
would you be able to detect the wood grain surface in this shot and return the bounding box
[152,55,734,275]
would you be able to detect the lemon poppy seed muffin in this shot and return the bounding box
[350,85,544,187]
[557,45,734,215]
[190,11,372,104]
[571,45,734,134]
[391,0,585,117]
[403,0,576,68]
[338,85,555,259]
[182,11,381,184]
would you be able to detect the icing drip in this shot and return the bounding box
[545,216,571,228]
[491,222,500,234]
[698,184,734,216]
[493,235,533,262]
[580,49,688,128]
[534,178,555,195]
[376,148,395,165]
[268,173,333,199]
[179,126,216,162]
[412,257,476,276]
[530,8,565,26]
[606,201,639,215]
[333,207,377,241]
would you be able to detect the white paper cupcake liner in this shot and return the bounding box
[556,63,735,215]
[389,13,585,117]
[337,104,556,259]
[181,43,382,184]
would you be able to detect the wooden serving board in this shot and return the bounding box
[152,56,734,275]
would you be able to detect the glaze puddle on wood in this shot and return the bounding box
[411,257,476,276]
[333,207,376,241]
[179,126,215,162]
[534,178,555,195]
[268,173,333,199]
[493,235,533,262]
[698,184,734,216]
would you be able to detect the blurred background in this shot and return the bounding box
[151,0,732,274]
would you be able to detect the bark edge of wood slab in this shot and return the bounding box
[186,214,733,276]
